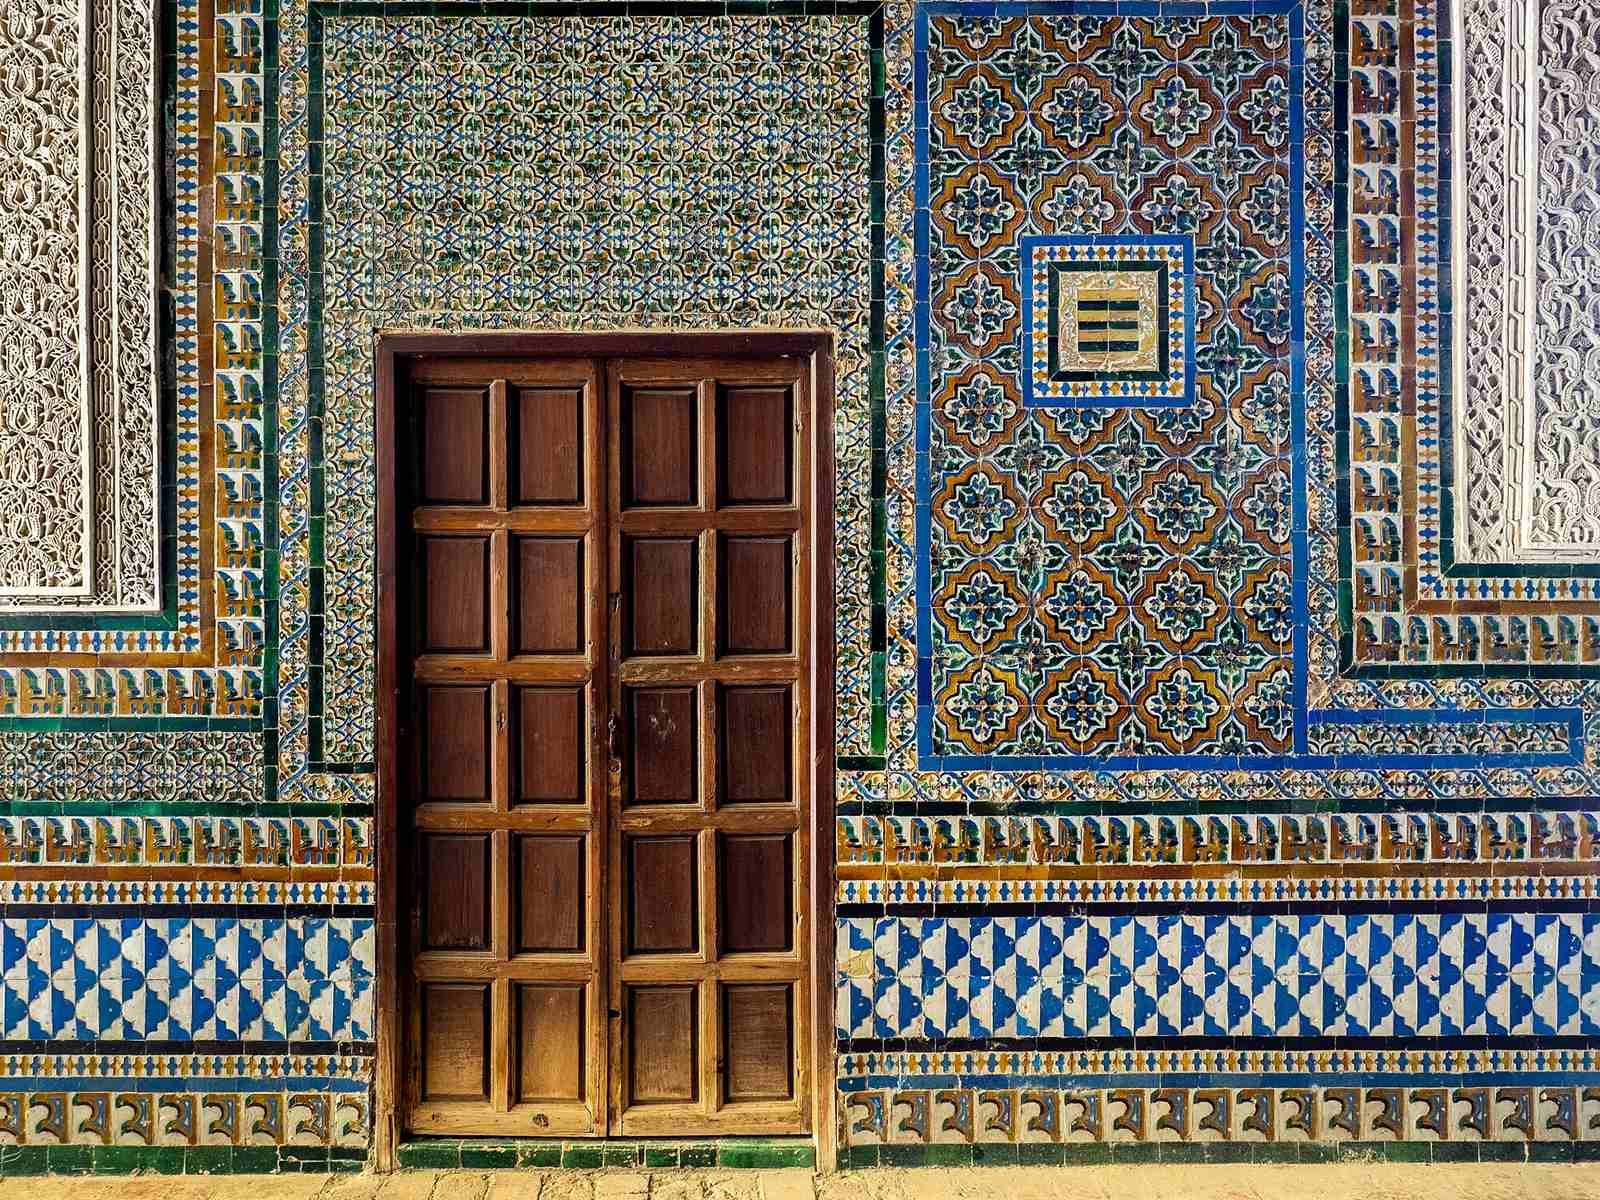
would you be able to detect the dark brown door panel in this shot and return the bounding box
[386,343,824,1146]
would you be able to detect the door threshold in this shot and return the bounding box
[396,1136,815,1171]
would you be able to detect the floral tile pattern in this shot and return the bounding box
[311,13,878,769]
[921,10,1301,763]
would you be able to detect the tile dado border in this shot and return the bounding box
[0,730,265,805]
[0,882,375,906]
[839,1047,1600,1074]
[837,812,1600,868]
[0,1089,367,1148]
[839,1084,1600,1145]
[0,816,375,871]
[839,876,1600,907]
[0,1053,371,1082]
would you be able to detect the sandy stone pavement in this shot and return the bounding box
[3,1166,1600,1200]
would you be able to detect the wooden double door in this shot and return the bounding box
[391,347,819,1139]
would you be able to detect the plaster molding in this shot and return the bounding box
[0,0,159,610]
[1452,0,1600,563]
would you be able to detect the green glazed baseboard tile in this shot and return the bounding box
[0,1145,367,1177]
[395,1137,814,1171]
[836,1141,1600,1170]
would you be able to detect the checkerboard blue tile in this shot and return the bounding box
[0,918,374,1041]
[837,915,1600,1039]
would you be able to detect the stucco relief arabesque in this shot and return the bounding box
[1454,0,1600,562]
[0,0,158,609]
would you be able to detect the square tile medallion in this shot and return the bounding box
[1023,235,1193,405]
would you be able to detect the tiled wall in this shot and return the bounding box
[2,0,1599,1171]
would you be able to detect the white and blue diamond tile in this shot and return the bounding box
[836,914,1600,1039]
[0,917,373,1041]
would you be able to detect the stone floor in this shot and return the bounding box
[3,1166,1600,1200]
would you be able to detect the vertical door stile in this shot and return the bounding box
[603,357,626,1136]
[792,358,814,1122]
[488,372,514,1115]
[587,356,612,1137]
[696,372,721,1123]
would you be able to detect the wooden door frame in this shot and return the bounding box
[374,331,838,1171]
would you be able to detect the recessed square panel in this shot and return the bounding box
[420,386,489,504]
[419,536,490,653]
[623,386,697,506]
[719,536,792,655]
[627,986,698,1104]
[718,385,793,505]
[719,685,791,805]
[516,686,585,805]
[516,834,585,952]
[421,685,490,805]
[423,833,490,950]
[515,536,584,655]
[514,385,583,505]
[1022,235,1194,406]
[627,686,697,807]
[421,983,490,1102]
[1061,272,1162,372]
[626,835,698,954]
[722,984,793,1102]
[627,538,698,656]
[517,985,586,1103]
[719,833,792,954]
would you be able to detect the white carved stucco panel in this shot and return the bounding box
[0,0,158,610]
[0,0,91,594]
[1527,0,1600,551]
[1453,0,1600,563]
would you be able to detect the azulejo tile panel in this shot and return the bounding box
[0,917,375,1041]
[838,914,1600,1039]
[838,810,1600,869]
[919,5,1305,765]
[841,1075,1600,1145]
[1,0,1599,1169]
[838,0,1600,1158]
[0,1072,371,1149]
[303,10,878,771]
[0,815,373,869]
[0,1092,369,1151]
[0,733,263,805]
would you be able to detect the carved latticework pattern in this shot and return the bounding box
[1528,0,1600,549]
[0,0,90,594]
[0,0,158,609]
[1454,0,1600,561]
